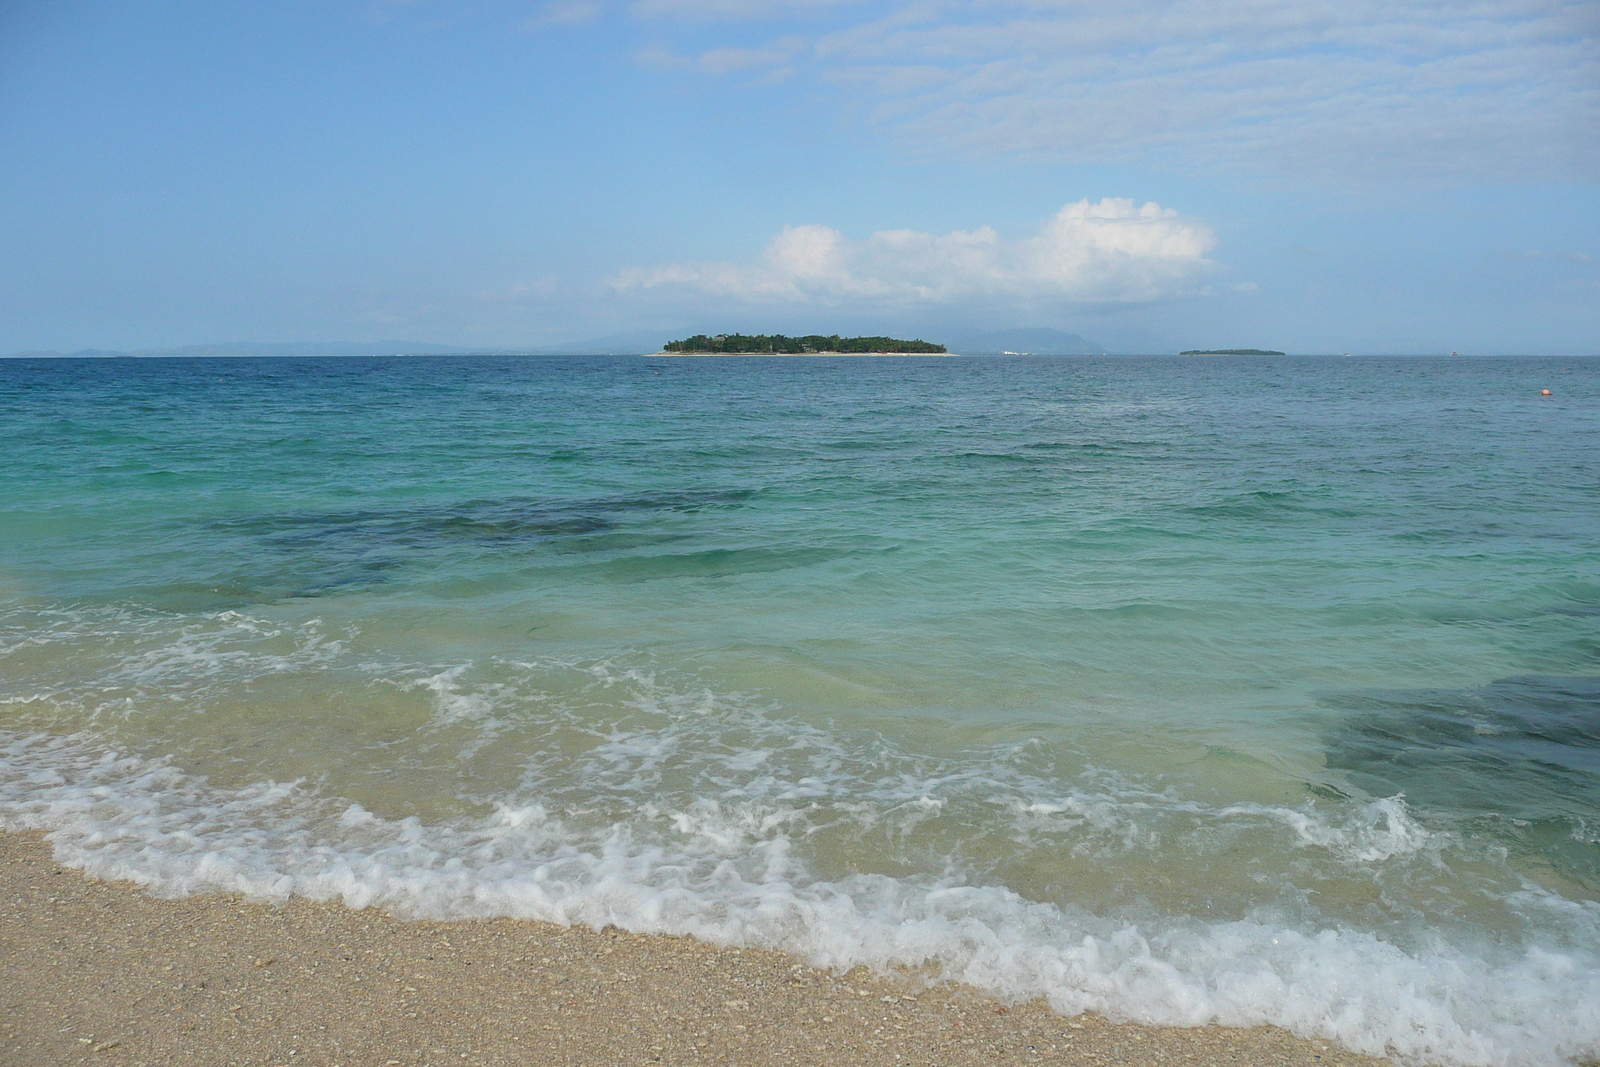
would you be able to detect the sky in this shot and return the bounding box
[0,0,1596,354]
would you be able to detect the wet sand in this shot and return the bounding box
[1,831,1392,1067]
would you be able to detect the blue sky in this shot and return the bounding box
[1,0,1595,354]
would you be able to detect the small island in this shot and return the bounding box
[1179,348,1286,356]
[657,333,947,355]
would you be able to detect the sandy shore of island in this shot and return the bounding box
[643,358,953,363]
[1,830,1393,1067]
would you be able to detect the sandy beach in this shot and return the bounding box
[1,831,1391,1067]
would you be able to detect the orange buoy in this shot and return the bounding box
[1541,389,1552,396]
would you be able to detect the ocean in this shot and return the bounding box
[2,354,1596,1065]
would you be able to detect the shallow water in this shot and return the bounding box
[2,355,1597,1065]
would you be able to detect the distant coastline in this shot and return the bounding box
[1179,348,1286,356]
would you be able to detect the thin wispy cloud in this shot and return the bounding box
[612,198,1218,305]
[7,1,1594,353]
[1500,247,1594,263]
[639,37,804,72]
[628,0,859,19]
[529,0,605,27]
[632,0,1599,181]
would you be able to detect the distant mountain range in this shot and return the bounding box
[4,333,679,358]
[6,327,1106,358]
[5,341,484,358]
[527,330,677,355]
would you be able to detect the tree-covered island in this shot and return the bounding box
[662,333,946,354]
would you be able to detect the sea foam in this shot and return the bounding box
[3,727,1597,1067]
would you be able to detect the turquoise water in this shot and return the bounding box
[2,355,1597,1065]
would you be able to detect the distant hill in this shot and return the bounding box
[941,328,1105,355]
[5,329,1106,359]
[1179,348,1285,356]
[5,348,136,359]
[5,333,685,358]
[6,340,484,358]
[529,330,675,355]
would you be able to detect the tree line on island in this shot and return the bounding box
[663,334,947,354]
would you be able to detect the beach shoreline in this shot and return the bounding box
[0,830,1392,1067]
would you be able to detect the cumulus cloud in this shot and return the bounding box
[612,198,1217,305]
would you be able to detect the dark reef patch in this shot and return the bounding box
[1323,675,1600,887]
[144,488,765,605]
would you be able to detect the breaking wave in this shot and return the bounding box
[3,727,1597,1066]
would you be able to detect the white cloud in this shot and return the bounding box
[631,0,1599,181]
[612,198,1218,305]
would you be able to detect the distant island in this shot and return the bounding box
[1179,348,1286,356]
[660,334,946,355]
